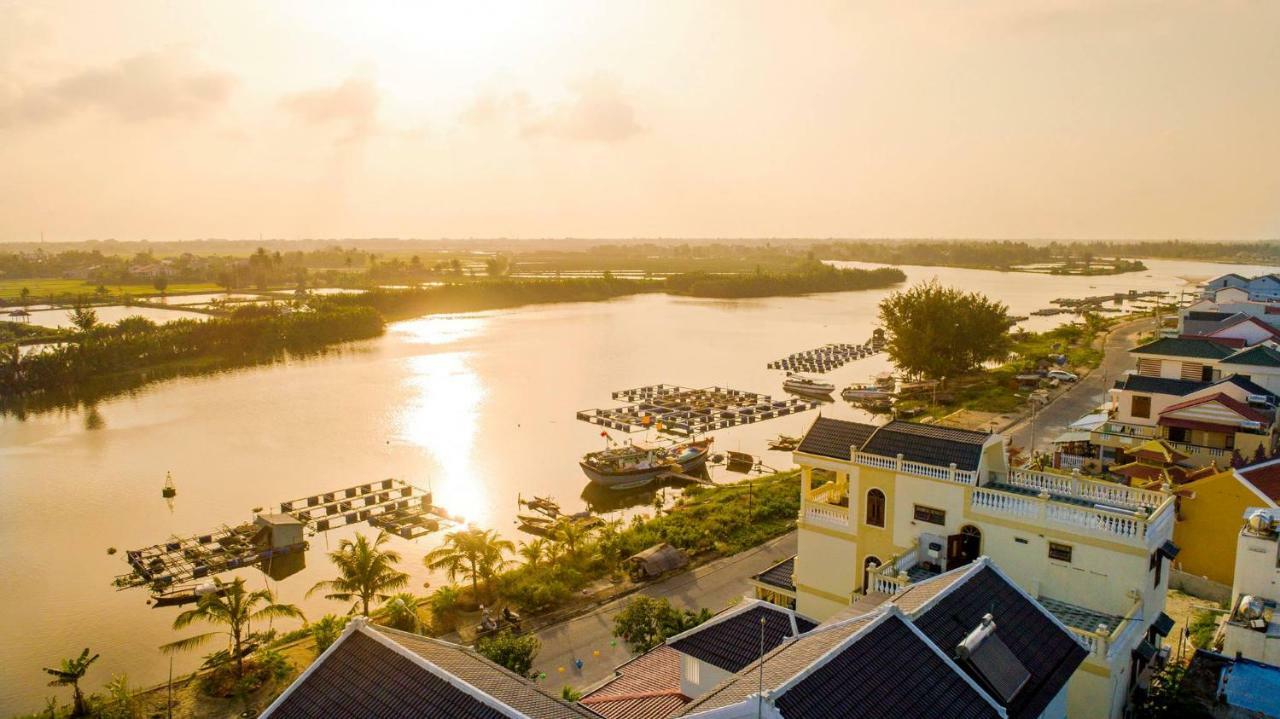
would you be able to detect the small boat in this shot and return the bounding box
[580,437,713,490]
[517,514,555,536]
[520,495,560,518]
[767,435,801,451]
[842,384,893,401]
[151,581,225,608]
[782,374,835,397]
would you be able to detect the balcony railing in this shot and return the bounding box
[1049,598,1143,665]
[1097,421,1160,439]
[851,451,978,486]
[970,484,1175,548]
[1008,469,1167,510]
[1057,454,1087,470]
[803,501,850,530]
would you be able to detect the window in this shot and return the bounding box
[1131,396,1151,419]
[913,504,946,525]
[866,489,886,527]
[1151,551,1163,588]
[1014,537,1029,545]
[1049,543,1073,562]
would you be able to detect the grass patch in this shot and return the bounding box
[1187,608,1219,649]
[0,278,223,301]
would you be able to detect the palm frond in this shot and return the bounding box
[159,631,221,654]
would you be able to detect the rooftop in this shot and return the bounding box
[1239,458,1280,503]
[1185,650,1280,718]
[580,645,689,719]
[1128,336,1237,360]
[1222,343,1280,368]
[794,417,876,460]
[668,602,816,673]
[859,420,991,472]
[751,555,796,594]
[1036,597,1123,636]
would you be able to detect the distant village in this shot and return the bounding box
[247,272,1280,718]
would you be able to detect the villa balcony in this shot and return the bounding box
[851,451,979,486]
[867,550,940,596]
[801,482,851,530]
[971,469,1175,549]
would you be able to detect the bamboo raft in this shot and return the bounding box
[577,384,821,435]
[766,338,884,374]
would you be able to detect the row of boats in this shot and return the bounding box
[782,372,894,401]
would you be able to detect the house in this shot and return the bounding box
[677,558,1086,719]
[260,617,597,718]
[781,417,1175,718]
[1205,274,1251,293]
[1218,504,1280,665]
[1220,343,1280,395]
[1183,314,1280,347]
[1170,460,1280,589]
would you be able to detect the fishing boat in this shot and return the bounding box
[782,374,835,397]
[151,581,225,608]
[516,514,555,536]
[841,383,894,401]
[580,436,713,490]
[767,434,801,451]
[520,495,560,518]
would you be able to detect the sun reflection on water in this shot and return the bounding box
[394,316,487,346]
[396,351,489,526]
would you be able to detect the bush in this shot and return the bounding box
[310,614,345,655]
[475,631,540,675]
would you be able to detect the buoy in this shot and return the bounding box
[557,667,565,673]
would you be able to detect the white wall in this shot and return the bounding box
[679,652,734,699]
[1231,531,1280,603]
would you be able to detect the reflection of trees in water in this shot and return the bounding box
[83,404,105,431]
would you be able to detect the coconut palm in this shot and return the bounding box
[424,528,514,603]
[43,648,99,717]
[552,518,595,556]
[517,538,549,568]
[161,578,303,679]
[308,532,409,616]
[382,593,423,633]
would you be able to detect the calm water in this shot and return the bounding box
[20,305,210,329]
[0,258,1272,711]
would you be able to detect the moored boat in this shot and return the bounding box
[580,436,713,490]
[841,383,894,401]
[782,374,835,397]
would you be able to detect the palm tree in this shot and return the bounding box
[382,593,423,633]
[43,648,99,717]
[552,518,595,556]
[308,532,409,616]
[517,538,549,568]
[424,528,514,603]
[161,578,303,679]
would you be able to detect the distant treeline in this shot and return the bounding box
[322,278,659,320]
[813,240,1279,269]
[663,262,905,298]
[1,303,384,410]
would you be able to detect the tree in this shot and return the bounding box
[43,648,99,717]
[424,528,514,603]
[310,614,345,656]
[475,630,539,675]
[551,518,594,556]
[308,532,409,616]
[152,276,169,295]
[68,304,98,333]
[19,286,31,306]
[878,281,1011,379]
[1133,663,1210,718]
[518,538,549,568]
[382,593,423,633]
[612,596,712,653]
[161,578,304,679]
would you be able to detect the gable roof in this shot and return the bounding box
[1186,310,1236,322]
[262,620,595,719]
[1206,315,1280,341]
[1159,393,1272,424]
[668,601,816,673]
[1222,344,1280,368]
[752,555,797,594]
[1113,374,1208,396]
[860,420,991,472]
[795,417,877,460]
[1129,337,1236,360]
[892,560,1088,719]
[580,645,689,719]
[1238,459,1280,503]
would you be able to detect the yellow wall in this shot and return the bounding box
[1174,470,1275,586]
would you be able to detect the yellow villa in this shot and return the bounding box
[759,417,1179,719]
[1171,459,1280,588]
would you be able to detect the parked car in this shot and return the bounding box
[1046,370,1078,382]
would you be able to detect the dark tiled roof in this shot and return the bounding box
[911,566,1088,719]
[266,631,509,719]
[1217,375,1279,398]
[1113,374,1208,396]
[1037,597,1123,636]
[860,421,990,472]
[1222,344,1280,368]
[1186,311,1235,321]
[1129,337,1236,359]
[773,615,1000,719]
[795,417,876,460]
[752,556,796,593]
[669,605,815,673]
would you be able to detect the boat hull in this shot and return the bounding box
[580,447,710,490]
[783,381,834,397]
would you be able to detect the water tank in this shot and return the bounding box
[1247,510,1274,536]
[1239,595,1265,621]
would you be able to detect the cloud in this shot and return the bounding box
[461,77,644,143]
[0,51,234,126]
[522,77,643,143]
[280,77,379,143]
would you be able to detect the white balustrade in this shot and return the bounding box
[803,501,850,529]
[971,487,1041,519]
[970,484,1173,547]
[853,452,977,486]
[1010,469,1165,510]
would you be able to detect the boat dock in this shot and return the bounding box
[576,384,821,435]
[114,479,451,591]
[766,340,881,374]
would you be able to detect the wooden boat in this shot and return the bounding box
[580,437,713,490]
[842,384,893,401]
[767,435,801,451]
[151,581,225,608]
[517,514,555,537]
[782,374,835,398]
[521,495,560,518]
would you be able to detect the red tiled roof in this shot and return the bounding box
[580,646,689,719]
[1239,461,1280,502]
[1158,393,1271,423]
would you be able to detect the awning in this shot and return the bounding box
[1052,430,1093,445]
[1158,540,1181,560]
[1070,412,1110,431]
[1152,613,1175,638]
[1133,640,1157,663]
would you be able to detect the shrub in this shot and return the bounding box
[476,631,540,675]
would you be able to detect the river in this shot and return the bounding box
[0,258,1272,712]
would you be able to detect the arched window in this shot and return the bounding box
[866,489,886,528]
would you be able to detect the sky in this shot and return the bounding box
[1,1,1278,242]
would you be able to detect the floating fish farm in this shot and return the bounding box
[766,341,882,374]
[114,479,449,591]
[576,384,821,435]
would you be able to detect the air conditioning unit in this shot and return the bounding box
[1241,420,1264,431]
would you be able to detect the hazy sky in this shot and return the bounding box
[2,1,1278,242]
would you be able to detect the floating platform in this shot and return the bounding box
[766,341,881,374]
[577,384,821,436]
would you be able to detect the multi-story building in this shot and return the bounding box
[1219,484,1280,665]
[779,418,1178,718]
[1203,273,1280,304]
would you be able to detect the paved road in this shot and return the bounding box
[531,531,798,692]
[1006,317,1154,453]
